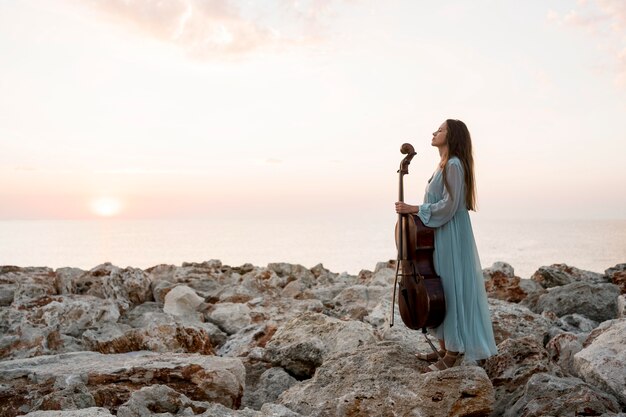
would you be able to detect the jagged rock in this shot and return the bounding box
[531,263,608,288]
[606,263,626,294]
[6,267,57,306]
[278,342,494,417]
[24,409,113,416]
[553,313,599,334]
[574,318,626,406]
[504,373,621,417]
[0,295,120,360]
[218,323,276,357]
[82,321,215,355]
[192,403,302,417]
[484,336,560,416]
[54,268,86,294]
[331,284,387,320]
[488,298,553,345]
[206,302,252,335]
[546,332,585,376]
[364,297,439,355]
[163,285,204,318]
[62,263,153,313]
[0,351,245,416]
[265,312,376,378]
[116,384,215,417]
[618,294,626,318]
[483,261,516,279]
[243,367,297,410]
[266,263,315,289]
[531,282,620,322]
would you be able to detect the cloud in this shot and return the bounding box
[78,0,353,59]
[549,0,626,87]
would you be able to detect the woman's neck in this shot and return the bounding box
[438,145,449,162]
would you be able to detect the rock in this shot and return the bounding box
[531,263,608,288]
[265,312,376,378]
[54,268,86,294]
[484,274,522,303]
[0,295,120,360]
[82,321,216,355]
[116,384,215,417]
[0,351,245,416]
[207,302,252,335]
[163,285,204,318]
[484,336,560,416]
[218,323,276,357]
[62,263,153,313]
[606,263,626,294]
[483,261,516,279]
[7,267,57,306]
[24,409,113,416]
[546,332,585,376]
[243,367,297,410]
[504,373,621,417]
[331,284,387,320]
[266,263,315,289]
[532,282,620,322]
[488,298,553,345]
[364,297,438,355]
[618,294,626,318]
[553,313,599,334]
[574,318,626,406]
[278,342,494,417]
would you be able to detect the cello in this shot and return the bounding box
[390,143,446,354]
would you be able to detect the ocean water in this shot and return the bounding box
[0,217,624,279]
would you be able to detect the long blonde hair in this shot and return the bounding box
[439,119,477,211]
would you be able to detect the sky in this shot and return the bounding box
[1,0,625,221]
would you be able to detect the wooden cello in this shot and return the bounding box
[391,143,446,340]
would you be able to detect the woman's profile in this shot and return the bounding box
[395,119,498,372]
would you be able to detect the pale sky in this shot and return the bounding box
[1,0,625,220]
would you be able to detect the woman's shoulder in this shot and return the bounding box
[447,156,462,166]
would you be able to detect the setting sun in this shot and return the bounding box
[90,197,122,217]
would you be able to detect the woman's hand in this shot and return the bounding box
[395,202,418,214]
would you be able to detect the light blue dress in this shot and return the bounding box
[417,156,498,361]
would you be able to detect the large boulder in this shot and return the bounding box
[606,263,626,294]
[484,336,561,416]
[278,342,495,417]
[531,264,608,288]
[574,318,626,407]
[206,302,252,335]
[24,409,113,416]
[0,351,245,416]
[546,331,585,376]
[0,295,120,360]
[483,262,544,303]
[265,312,376,378]
[3,267,58,307]
[488,299,553,345]
[58,263,153,313]
[163,285,204,318]
[504,373,621,417]
[531,282,620,322]
[82,321,216,355]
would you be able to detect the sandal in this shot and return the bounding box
[415,349,446,362]
[423,351,461,373]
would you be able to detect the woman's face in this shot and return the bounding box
[431,122,448,148]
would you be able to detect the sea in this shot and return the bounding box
[1,216,624,279]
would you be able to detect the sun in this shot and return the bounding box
[91,197,122,217]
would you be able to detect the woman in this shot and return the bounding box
[394,119,498,372]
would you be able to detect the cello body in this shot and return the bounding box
[391,143,446,331]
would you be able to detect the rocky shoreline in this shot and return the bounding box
[0,260,625,417]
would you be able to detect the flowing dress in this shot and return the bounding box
[417,156,498,361]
